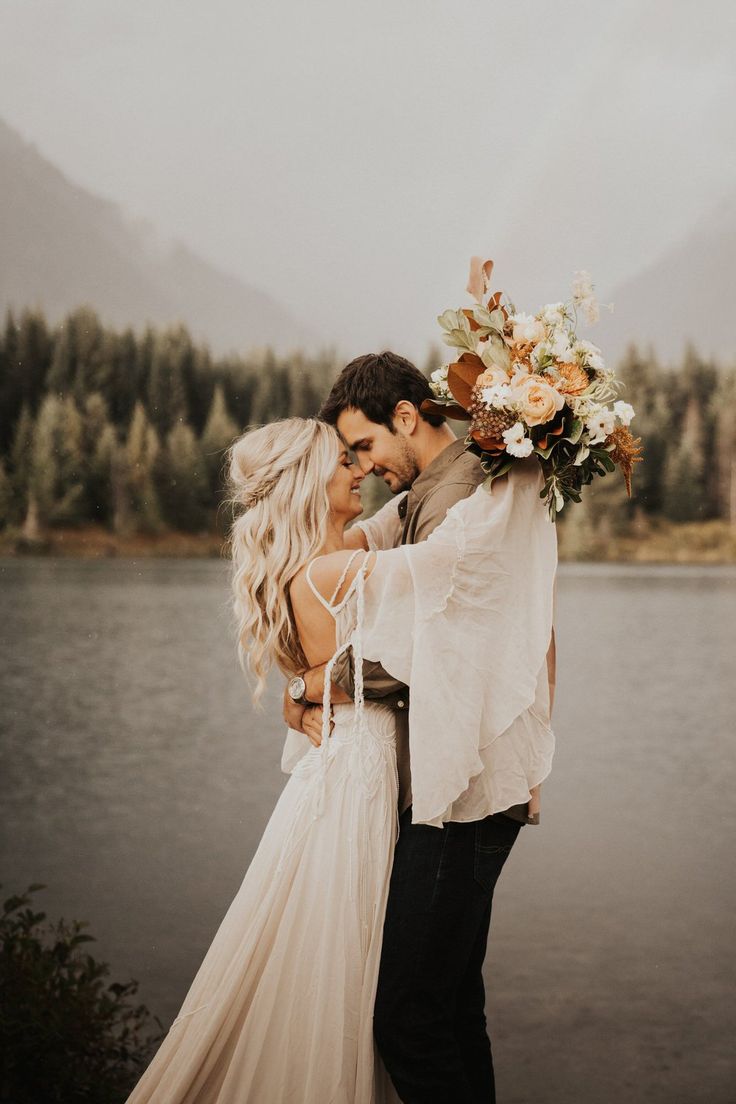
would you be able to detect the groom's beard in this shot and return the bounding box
[374,438,420,494]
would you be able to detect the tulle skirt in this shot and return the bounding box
[127,703,400,1104]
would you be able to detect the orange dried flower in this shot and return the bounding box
[606,425,643,497]
[551,362,589,396]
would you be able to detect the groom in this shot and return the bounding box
[284,351,555,1103]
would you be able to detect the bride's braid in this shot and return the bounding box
[227,418,341,704]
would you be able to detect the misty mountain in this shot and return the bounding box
[0,117,316,355]
[594,195,736,367]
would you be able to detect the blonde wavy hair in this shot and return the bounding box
[227,417,342,703]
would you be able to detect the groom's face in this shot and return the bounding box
[336,407,420,494]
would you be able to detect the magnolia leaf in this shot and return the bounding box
[565,417,584,445]
[461,309,482,332]
[437,309,459,332]
[420,398,471,421]
[447,354,483,408]
[470,428,506,453]
[535,441,560,460]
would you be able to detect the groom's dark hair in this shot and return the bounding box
[319,351,445,431]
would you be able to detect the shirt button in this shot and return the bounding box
[397,700,406,709]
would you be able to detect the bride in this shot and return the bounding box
[127,417,401,1103]
[127,414,556,1104]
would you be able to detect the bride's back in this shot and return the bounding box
[289,550,372,669]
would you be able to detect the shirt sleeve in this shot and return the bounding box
[331,649,409,710]
[352,493,407,551]
[411,481,480,543]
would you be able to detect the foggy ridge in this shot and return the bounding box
[0,117,317,355]
[595,194,736,366]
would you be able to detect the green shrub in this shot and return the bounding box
[0,885,163,1104]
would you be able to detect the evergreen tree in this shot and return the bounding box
[100,328,137,432]
[45,318,76,397]
[135,327,156,414]
[186,344,214,436]
[16,309,53,414]
[288,358,320,418]
[125,402,161,532]
[28,395,85,526]
[81,394,116,524]
[8,404,35,525]
[617,345,669,515]
[70,308,107,406]
[0,310,20,455]
[146,326,191,437]
[712,368,736,525]
[250,353,290,423]
[220,361,257,429]
[200,384,238,495]
[154,423,210,532]
[662,395,707,522]
[0,459,10,529]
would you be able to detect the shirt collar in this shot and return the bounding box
[408,437,468,502]
[396,437,467,519]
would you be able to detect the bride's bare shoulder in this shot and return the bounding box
[291,550,375,609]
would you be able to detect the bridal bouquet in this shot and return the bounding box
[424,258,642,519]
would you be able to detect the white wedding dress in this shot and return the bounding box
[127,556,401,1104]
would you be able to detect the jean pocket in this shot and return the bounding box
[473,819,520,892]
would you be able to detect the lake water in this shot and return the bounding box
[1,558,735,1103]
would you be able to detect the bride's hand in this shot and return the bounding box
[302,706,333,748]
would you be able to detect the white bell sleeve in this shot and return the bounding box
[351,492,407,551]
[361,460,557,827]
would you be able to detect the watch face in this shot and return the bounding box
[289,676,306,701]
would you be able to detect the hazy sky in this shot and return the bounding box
[2,0,735,358]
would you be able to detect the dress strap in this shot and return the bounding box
[304,559,336,615]
[305,549,365,616]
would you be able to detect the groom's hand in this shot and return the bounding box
[302,706,333,748]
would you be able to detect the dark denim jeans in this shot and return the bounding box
[374,808,522,1104]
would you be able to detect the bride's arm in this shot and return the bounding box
[347,493,407,552]
[282,550,375,734]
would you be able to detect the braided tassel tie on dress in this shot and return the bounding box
[313,553,378,818]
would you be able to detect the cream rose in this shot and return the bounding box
[511,375,565,427]
[477,363,508,388]
[510,313,545,346]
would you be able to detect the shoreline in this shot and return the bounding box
[1,519,735,564]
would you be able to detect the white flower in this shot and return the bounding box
[430,365,452,400]
[575,339,605,374]
[572,271,594,301]
[572,270,600,325]
[481,384,512,410]
[503,421,534,458]
[585,407,616,445]
[549,327,573,361]
[569,395,596,418]
[510,312,545,345]
[531,341,554,368]
[613,400,635,426]
[541,302,566,326]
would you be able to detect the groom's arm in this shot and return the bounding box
[331,654,409,709]
[332,480,480,706]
